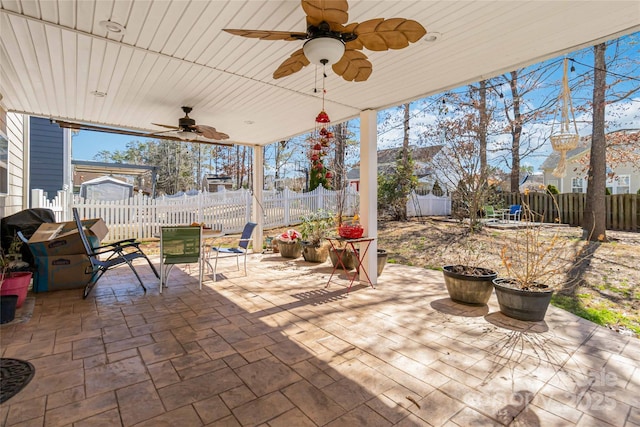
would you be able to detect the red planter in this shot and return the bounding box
[0,272,33,308]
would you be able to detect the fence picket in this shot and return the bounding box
[504,192,638,231]
[31,188,450,241]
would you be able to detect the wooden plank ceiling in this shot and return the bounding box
[1,1,638,146]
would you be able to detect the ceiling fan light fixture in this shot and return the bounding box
[303,37,345,66]
[177,130,197,141]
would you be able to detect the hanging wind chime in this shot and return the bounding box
[309,64,334,190]
[550,58,580,178]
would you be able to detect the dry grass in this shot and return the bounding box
[377,218,640,337]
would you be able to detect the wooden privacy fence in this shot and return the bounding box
[503,192,639,231]
[32,187,451,241]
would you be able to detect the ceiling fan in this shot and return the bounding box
[223,0,426,82]
[151,106,230,141]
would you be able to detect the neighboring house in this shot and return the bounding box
[348,145,444,192]
[30,117,72,198]
[541,129,640,194]
[72,160,157,196]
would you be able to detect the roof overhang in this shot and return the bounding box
[1,1,639,147]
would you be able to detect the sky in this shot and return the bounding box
[72,131,149,161]
[72,32,639,171]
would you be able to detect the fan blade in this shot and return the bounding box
[223,29,307,41]
[348,18,426,51]
[332,49,372,82]
[303,0,349,27]
[151,123,180,130]
[195,125,230,141]
[273,48,311,79]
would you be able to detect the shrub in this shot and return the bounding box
[546,184,559,194]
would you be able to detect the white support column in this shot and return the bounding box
[360,109,378,285]
[252,145,264,252]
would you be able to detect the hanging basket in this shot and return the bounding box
[551,133,579,177]
[550,133,579,151]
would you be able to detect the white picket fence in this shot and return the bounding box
[31,187,450,242]
[407,193,452,217]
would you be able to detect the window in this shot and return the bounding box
[571,177,584,193]
[0,132,8,195]
[606,175,630,194]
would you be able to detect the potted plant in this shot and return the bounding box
[442,240,498,305]
[0,244,33,323]
[493,190,580,321]
[299,210,334,263]
[328,213,361,271]
[355,248,390,277]
[277,229,302,259]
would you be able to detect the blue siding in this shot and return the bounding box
[30,117,64,197]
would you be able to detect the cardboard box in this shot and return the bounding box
[32,254,92,292]
[27,218,108,257]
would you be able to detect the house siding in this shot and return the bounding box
[0,109,27,217]
[543,155,640,194]
[29,117,64,198]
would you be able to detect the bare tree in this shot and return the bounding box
[424,85,497,230]
[582,43,608,241]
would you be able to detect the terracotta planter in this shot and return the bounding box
[0,272,33,308]
[278,240,302,259]
[442,265,497,305]
[329,248,355,270]
[493,278,553,321]
[301,241,329,263]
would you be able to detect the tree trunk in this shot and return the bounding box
[509,71,522,193]
[583,43,608,241]
[479,80,488,180]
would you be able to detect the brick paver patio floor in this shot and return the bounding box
[1,253,638,426]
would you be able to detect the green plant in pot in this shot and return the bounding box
[299,209,334,263]
[0,244,33,324]
[442,240,498,305]
[494,190,583,321]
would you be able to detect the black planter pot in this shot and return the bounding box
[442,265,497,305]
[493,278,553,321]
[0,295,19,324]
[355,249,389,277]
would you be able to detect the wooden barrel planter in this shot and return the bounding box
[278,240,302,259]
[442,265,496,305]
[493,278,553,321]
[301,241,329,263]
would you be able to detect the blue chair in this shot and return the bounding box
[506,204,522,222]
[208,222,256,281]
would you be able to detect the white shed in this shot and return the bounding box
[79,176,133,201]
